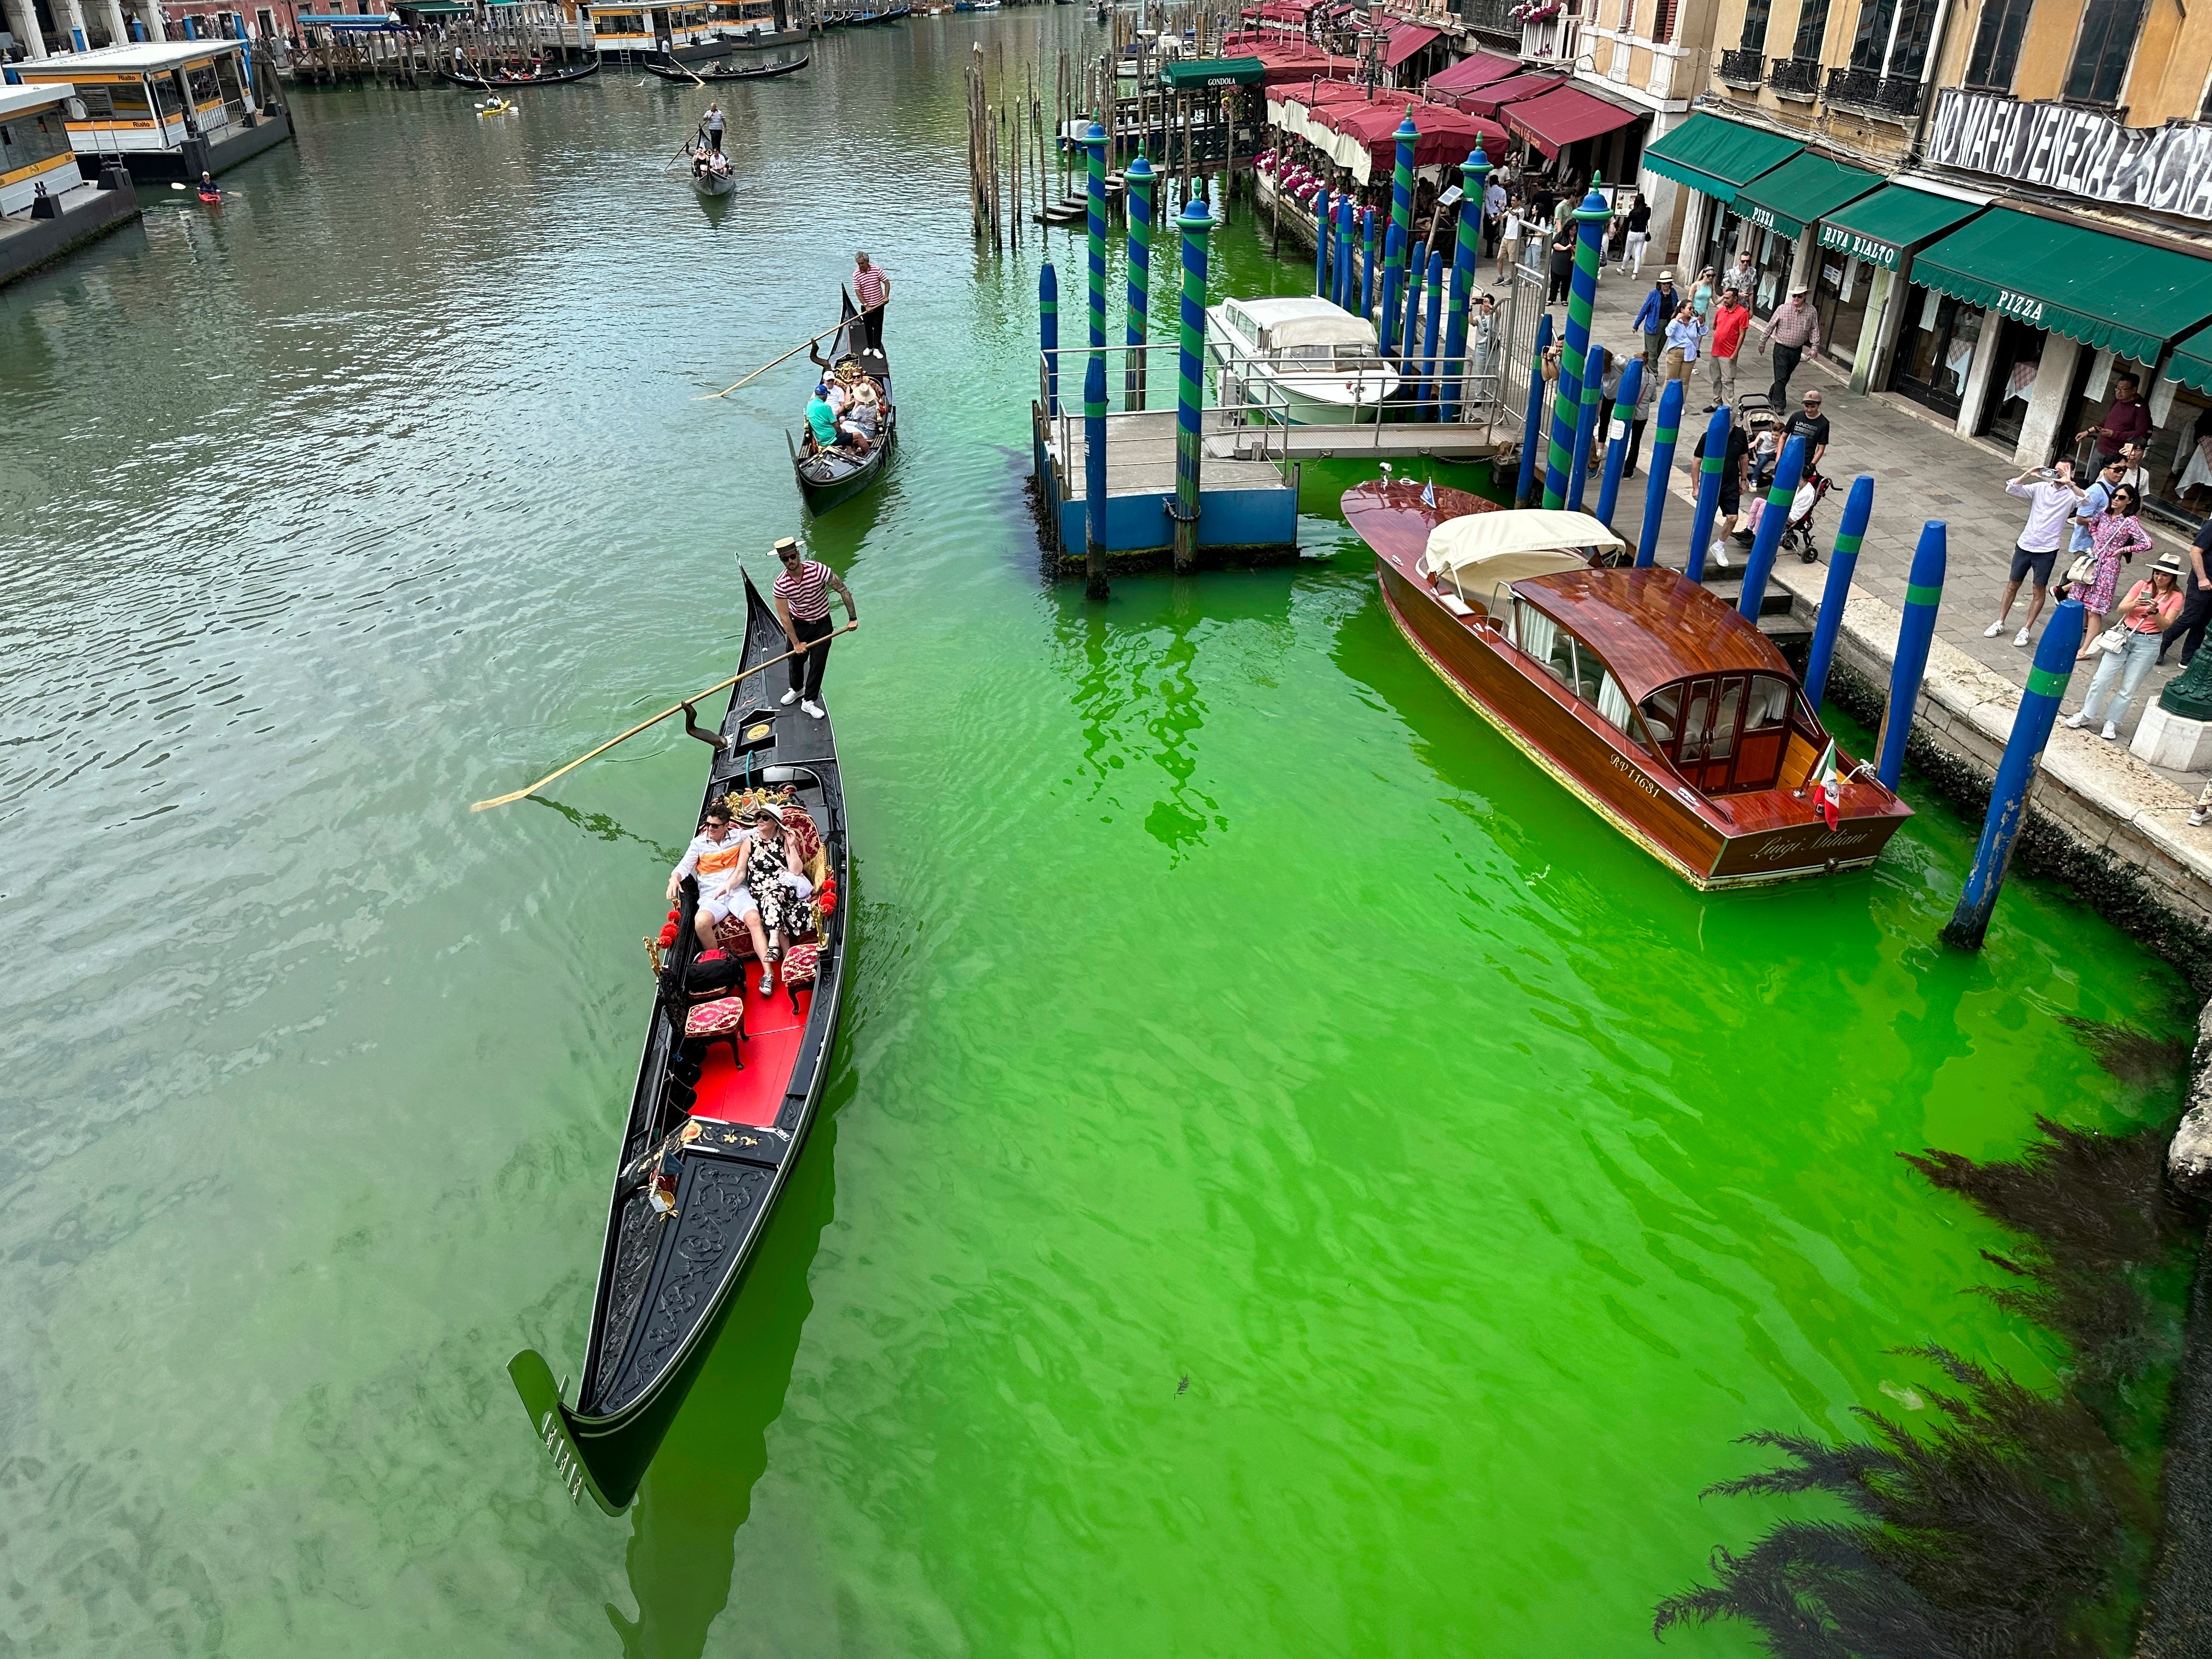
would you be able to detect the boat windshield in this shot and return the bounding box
[1643,672,1799,795]
[1279,342,1383,371]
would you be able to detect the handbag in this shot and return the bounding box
[2064,551,2100,586]
[2093,625,2128,656]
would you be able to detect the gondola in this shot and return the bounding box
[438,59,601,88]
[509,564,850,1515]
[639,52,809,80]
[689,160,738,195]
[789,290,896,516]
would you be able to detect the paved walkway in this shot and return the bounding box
[1571,261,2208,791]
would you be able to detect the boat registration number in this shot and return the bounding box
[1609,753,1658,798]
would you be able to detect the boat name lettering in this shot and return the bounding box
[1608,753,1658,797]
[1748,827,1876,861]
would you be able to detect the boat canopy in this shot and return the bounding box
[1262,312,1379,349]
[1419,509,1621,583]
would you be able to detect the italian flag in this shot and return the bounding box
[1810,738,1843,832]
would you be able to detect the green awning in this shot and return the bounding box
[1160,56,1264,89]
[1816,184,1982,272]
[1914,206,2212,365]
[1730,150,1881,242]
[2168,326,2212,397]
[1638,111,1799,206]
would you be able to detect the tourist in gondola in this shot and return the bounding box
[804,382,844,456]
[668,803,774,979]
[740,803,814,986]
[772,535,858,720]
[853,251,890,350]
[840,381,881,453]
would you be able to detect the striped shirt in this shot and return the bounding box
[774,558,833,621]
[854,264,889,311]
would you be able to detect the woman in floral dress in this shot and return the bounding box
[2072,483,2153,659]
[741,804,814,989]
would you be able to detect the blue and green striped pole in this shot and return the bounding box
[1803,475,1873,712]
[1418,249,1444,418]
[1736,434,1805,619]
[1516,311,1553,509]
[1335,195,1356,313]
[1440,145,1488,424]
[1566,346,1604,512]
[1084,350,1109,600]
[1360,207,1376,320]
[1940,598,2085,950]
[1635,376,1683,567]
[1876,521,1946,791]
[1040,261,1060,418]
[1383,109,1417,347]
[1683,404,1731,583]
[1542,178,1607,511]
[1400,241,1424,366]
[1594,357,1641,530]
[1084,121,1108,364]
[1174,198,1213,573]
[1314,187,1331,297]
[1125,154,1154,411]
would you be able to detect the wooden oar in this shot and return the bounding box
[470,623,857,811]
[692,321,848,400]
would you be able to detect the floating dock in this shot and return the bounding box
[1032,403,1300,569]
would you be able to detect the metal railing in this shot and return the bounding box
[1716,46,1764,86]
[1823,66,1926,118]
[1767,55,1820,96]
[1454,0,1521,38]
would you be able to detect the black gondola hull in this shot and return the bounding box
[438,60,601,87]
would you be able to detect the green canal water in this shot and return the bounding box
[0,20,2192,1655]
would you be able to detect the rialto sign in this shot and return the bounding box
[1818,224,1901,269]
[1927,88,2212,223]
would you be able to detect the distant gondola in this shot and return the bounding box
[639,53,809,81]
[508,563,851,1515]
[438,59,601,88]
[789,290,896,516]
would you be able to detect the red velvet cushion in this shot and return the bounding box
[685,997,747,1037]
[781,943,820,985]
[783,808,822,865]
[713,914,760,956]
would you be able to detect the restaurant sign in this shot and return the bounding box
[1927,88,2212,223]
[1818,224,1901,270]
[1744,204,1779,233]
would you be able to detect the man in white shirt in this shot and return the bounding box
[1986,459,2086,647]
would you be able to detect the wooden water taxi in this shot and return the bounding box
[509,565,850,1514]
[1344,480,1911,888]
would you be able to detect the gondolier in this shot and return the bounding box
[772,537,858,718]
[853,251,890,351]
[702,100,725,153]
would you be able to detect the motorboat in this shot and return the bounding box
[1205,295,1400,426]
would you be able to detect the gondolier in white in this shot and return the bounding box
[773,537,859,719]
[853,251,890,352]
[702,100,726,153]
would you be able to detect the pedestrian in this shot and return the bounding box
[1663,302,1700,385]
[1547,219,1575,306]
[1987,460,2085,646]
[1622,192,1650,277]
[1633,269,1680,376]
[1470,290,1499,381]
[1725,248,1757,304]
[1705,286,1750,410]
[1623,356,1655,477]
[2064,550,2187,740]
[2069,483,2153,658]
[1781,389,1830,475]
[1691,408,1751,570]
[1759,284,1822,408]
[703,99,725,153]
[1497,200,1523,282]
[2063,455,2126,590]
[1482,173,1506,256]
[1690,266,1716,327]
[853,251,890,352]
[771,535,859,719]
[2161,514,2212,666]
[2075,373,2151,471]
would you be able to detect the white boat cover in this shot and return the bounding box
[1419,510,1622,584]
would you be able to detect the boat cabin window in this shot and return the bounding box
[1643,671,1797,794]
[1222,302,1254,340]
[1509,600,1653,752]
[1278,342,1379,370]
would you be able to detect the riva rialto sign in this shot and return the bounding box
[1927,88,2212,222]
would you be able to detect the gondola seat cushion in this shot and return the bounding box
[685,997,748,1039]
[713,913,761,956]
[781,942,820,988]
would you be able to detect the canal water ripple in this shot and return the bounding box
[0,18,2190,1655]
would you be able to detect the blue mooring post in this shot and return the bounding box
[1940,599,2087,950]
[1174,197,1213,575]
[1084,121,1108,360]
[1516,311,1554,508]
[1381,224,1404,350]
[1635,375,1683,567]
[1440,145,1489,426]
[1384,110,1417,346]
[1876,521,1946,791]
[1683,403,1731,583]
[1736,434,1805,620]
[1595,357,1641,531]
[1543,179,1608,511]
[1125,154,1153,412]
[1040,262,1060,419]
[1315,187,1331,298]
[1419,250,1444,418]
[1803,475,1874,713]
[1400,243,1424,365]
[1336,195,1356,313]
[1084,350,1109,601]
[1566,345,1604,513]
[1361,207,1376,320]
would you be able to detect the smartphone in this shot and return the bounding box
[2035,467,2057,479]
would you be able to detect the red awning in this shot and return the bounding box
[1453,70,1565,117]
[1501,83,1641,157]
[1317,96,1506,173]
[1247,44,1361,83]
[1382,21,1440,67]
[1424,49,1519,93]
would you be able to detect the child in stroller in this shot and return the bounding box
[1738,410,1834,562]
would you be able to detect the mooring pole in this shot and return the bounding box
[1594,357,1640,532]
[1542,177,1606,511]
[1084,350,1109,600]
[1335,194,1355,313]
[1876,520,1946,791]
[1939,598,2086,951]
[1634,375,1682,567]
[1419,249,1444,418]
[1399,242,1424,366]
[1383,109,1416,346]
[1683,403,1731,583]
[1173,196,1212,574]
[1084,119,1108,362]
[1359,206,1376,320]
[1566,344,1604,512]
[1126,153,1153,411]
[1515,311,1554,510]
[1803,475,1874,713]
[1040,261,1060,418]
[1736,434,1805,620]
[1314,185,1331,298]
[1440,145,1488,425]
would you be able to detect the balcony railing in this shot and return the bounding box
[1716,47,1764,87]
[1824,65,1927,119]
[1768,55,1820,97]
[1454,0,1520,40]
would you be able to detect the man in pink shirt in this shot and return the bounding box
[1704,286,1751,411]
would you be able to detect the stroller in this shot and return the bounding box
[1744,454,1833,562]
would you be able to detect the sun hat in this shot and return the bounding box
[2153,550,2187,578]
